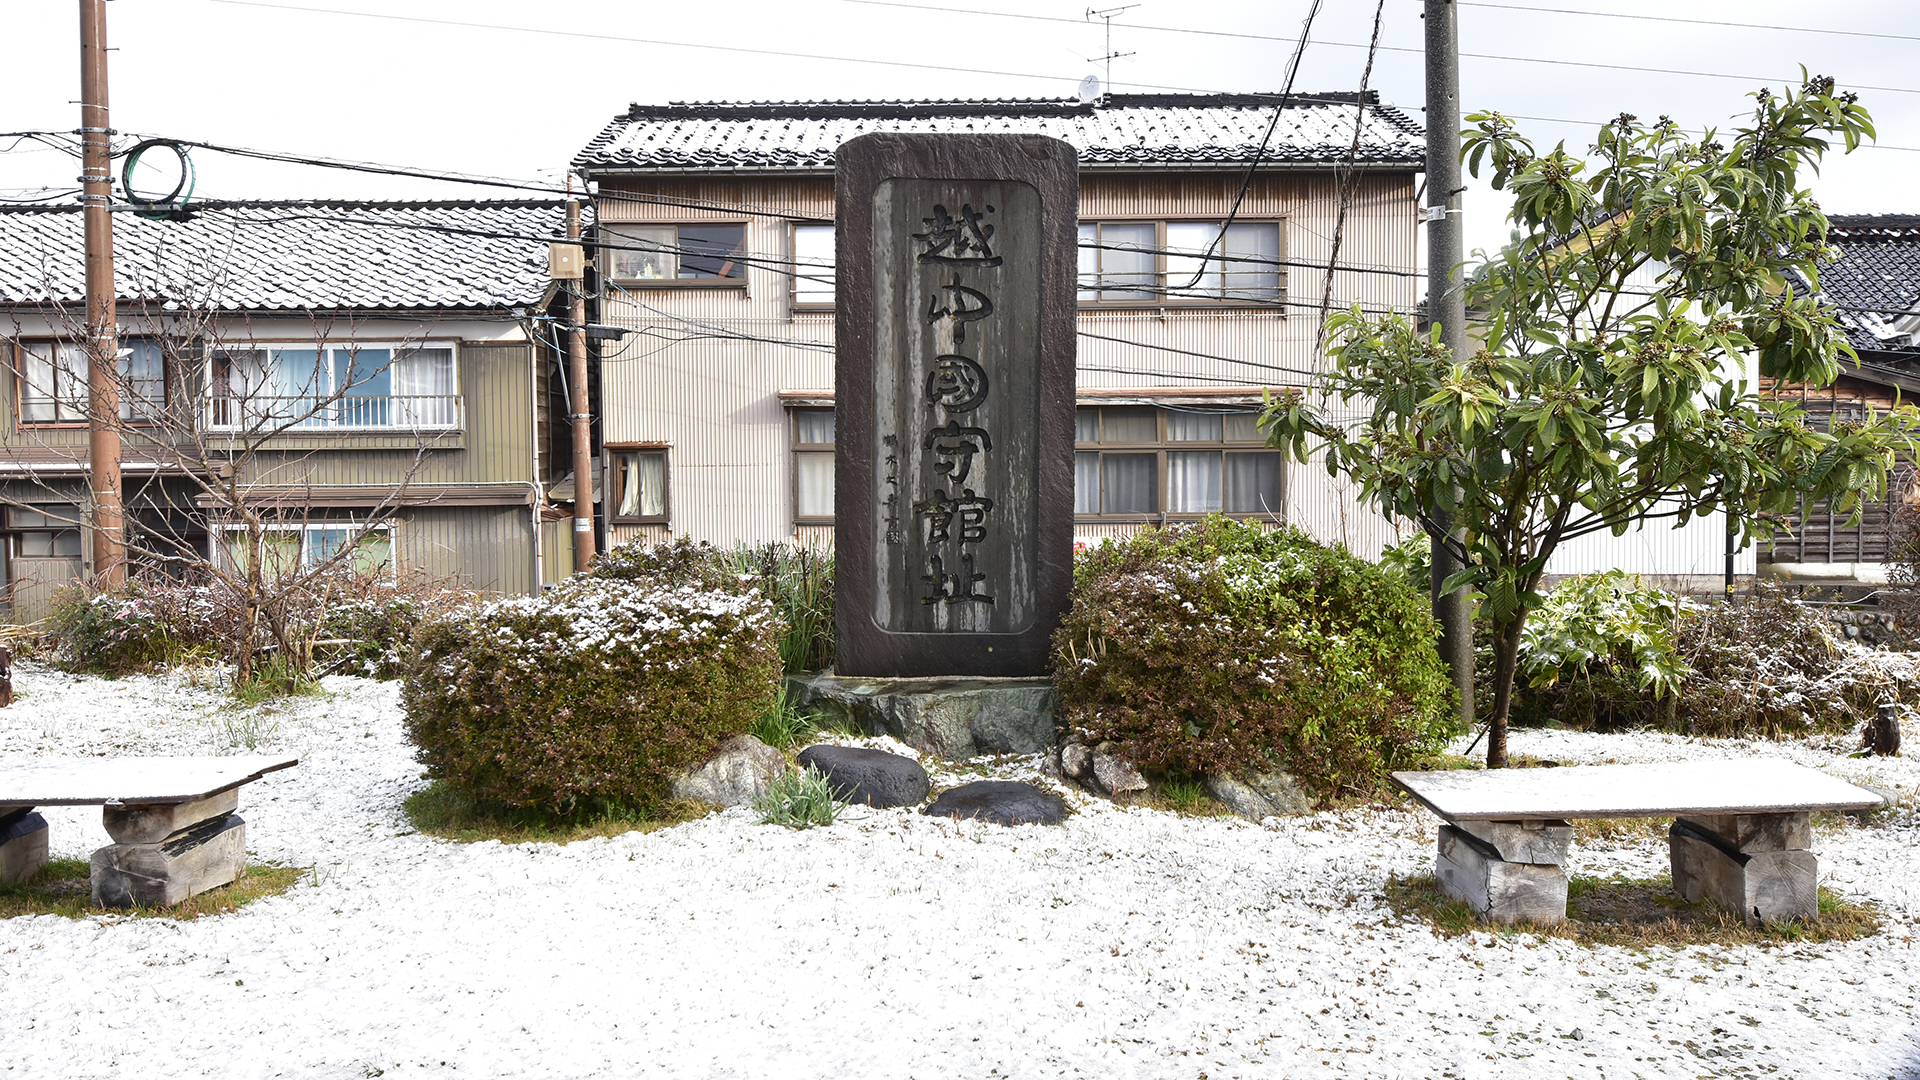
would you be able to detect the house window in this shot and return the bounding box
[792,224,836,307]
[208,343,459,430]
[1075,406,1283,517]
[604,224,747,282]
[1077,221,1283,305]
[219,523,392,579]
[792,408,834,521]
[8,504,82,559]
[18,339,167,424]
[609,449,669,522]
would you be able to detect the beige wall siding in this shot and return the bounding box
[596,171,1414,553]
[400,505,535,594]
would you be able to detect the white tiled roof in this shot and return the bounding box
[574,93,1424,173]
[0,201,566,311]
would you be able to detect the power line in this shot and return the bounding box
[1454,3,1920,44]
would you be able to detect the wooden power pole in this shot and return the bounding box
[1425,0,1474,740]
[566,199,595,570]
[80,0,125,587]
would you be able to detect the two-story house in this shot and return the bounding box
[0,199,575,618]
[568,93,1424,555]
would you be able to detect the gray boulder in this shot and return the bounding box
[1089,748,1147,796]
[669,734,788,807]
[1205,770,1312,821]
[795,745,931,808]
[923,781,1069,826]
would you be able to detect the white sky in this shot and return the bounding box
[3,0,1916,275]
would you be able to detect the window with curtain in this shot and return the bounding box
[18,339,168,424]
[1074,405,1284,518]
[1078,220,1283,305]
[207,342,460,430]
[611,449,669,522]
[219,523,392,580]
[792,408,835,521]
[792,224,836,307]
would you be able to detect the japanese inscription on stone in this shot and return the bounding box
[834,133,1076,677]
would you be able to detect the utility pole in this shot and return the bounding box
[80,0,124,587]
[566,199,595,571]
[1425,0,1475,747]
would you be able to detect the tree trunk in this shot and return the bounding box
[1486,613,1527,769]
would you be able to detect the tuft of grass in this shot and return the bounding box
[749,684,811,749]
[231,652,325,706]
[1384,872,1881,947]
[0,858,302,920]
[213,709,283,753]
[753,765,841,828]
[1574,815,1672,845]
[1138,774,1232,817]
[403,780,710,845]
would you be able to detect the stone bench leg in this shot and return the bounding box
[1436,819,1572,925]
[1670,812,1816,927]
[1,807,50,886]
[92,788,245,908]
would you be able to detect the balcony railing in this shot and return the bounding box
[205,394,464,431]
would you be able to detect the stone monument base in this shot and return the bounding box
[787,671,1057,760]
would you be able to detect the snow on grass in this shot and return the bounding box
[1,663,1917,1079]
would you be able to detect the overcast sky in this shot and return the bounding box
[4,0,1915,270]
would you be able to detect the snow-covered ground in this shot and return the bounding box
[2,664,1917,1080]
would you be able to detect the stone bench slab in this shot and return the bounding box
[0,755,297,807]
[1392,759,1883,822]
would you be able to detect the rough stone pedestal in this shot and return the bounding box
[787,671,1056,760]
[92,811,246,908]
[1435,820,1571,925]
[1670,812,1817,926]
[1,807,49,886]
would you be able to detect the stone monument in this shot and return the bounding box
[832,132,1076,679]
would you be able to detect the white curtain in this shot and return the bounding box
[1168,451,1222,513]
[1074,452,1100,514]
[792,225,836,305]
[794,451,833,518]
[1166,411,1222,442]
[1101,453,1156,514]
[1224,452,1284,514]
[393,348,456,427]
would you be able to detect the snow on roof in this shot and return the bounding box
[0,200,567,312]
[1822,214,1920,355]
[573,92,1425,174]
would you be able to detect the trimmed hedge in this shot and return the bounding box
[1052,517,1457,800]
[402,570,782,812]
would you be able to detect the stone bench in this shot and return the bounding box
[1392,760,1885,927]
[0,755,297,908]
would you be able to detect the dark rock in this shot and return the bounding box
[922,781,1069,826]
[786,672,1058,759]
[795,745,930,808]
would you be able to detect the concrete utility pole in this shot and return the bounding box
[565,199,595,570]
[80,0,125,587]
[1425,0,1474,736]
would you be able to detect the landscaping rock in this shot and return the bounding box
[1089,748,1147,797]
[1058,741,1092,783]
[786,672,1057,759]
[1205,770,1312,821]
[795,745,930,808]
[669,734,788,807]
[923,781,1069,826]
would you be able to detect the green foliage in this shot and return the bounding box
[595,538,834,674]
[1378,531,1433,594]
[1261,77,1917,765]
[1052,517,1457,800]
[1521,571,1688,698]
[753,765,842,828]
[43,577,197,676]
[402,572,782,813]
[317,573,474,680]
[749,684,810,749]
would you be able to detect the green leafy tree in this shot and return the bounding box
[1263,76,1917,767]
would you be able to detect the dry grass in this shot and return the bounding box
[0,858,303,920]
[402,780,715,845]
[1383,872,1881,947]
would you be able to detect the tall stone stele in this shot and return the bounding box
[834,133,1077,678]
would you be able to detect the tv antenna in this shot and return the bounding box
[1085,4,1138,101]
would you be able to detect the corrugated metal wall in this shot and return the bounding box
[401,505,533,594]
[597,171,1417,558]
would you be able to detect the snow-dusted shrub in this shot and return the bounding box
[1508,571,1688,729]
[43,576,203,675]
[595,538,834,674]
[317,571,475,680]
[1053,517,1457,800]
[402,573,783,812]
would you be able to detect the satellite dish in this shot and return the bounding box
[1076,75,1102,104]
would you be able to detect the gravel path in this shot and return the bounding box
[3,665,1917,1079]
